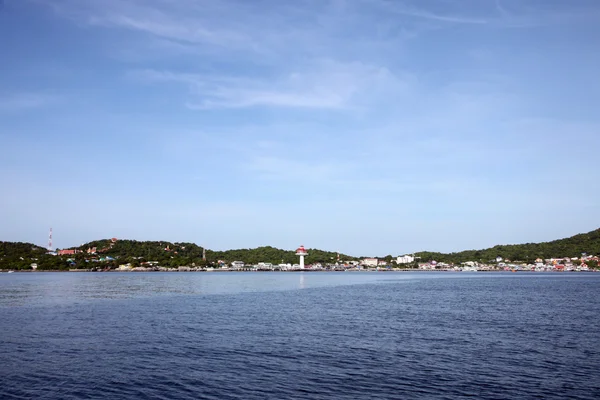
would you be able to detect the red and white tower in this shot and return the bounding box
[296,245,308,269]
[48,228,53,251]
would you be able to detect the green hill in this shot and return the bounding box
[0,241,46,257]
[208,246,356,265]
[79,240,354,265]
[415,228,600,264]
[0,238,356,270]
[0,241,67,270]
[79,239,205,260]
[1,228,598,270]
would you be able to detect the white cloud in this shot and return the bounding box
[134,60,405,110]
[374,1,488,25]
[11,0,599,254]
[29,0,435,66]
[33,0,315,56]
[0,93,58,112]
[365,0,600,29]
[32,0,600,63]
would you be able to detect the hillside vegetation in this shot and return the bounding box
[80,240,354,265]
[0,239,355,270]
[0,241,67,270]
[208,246,356,265]
[1,227,599,269]
[415,228,600,264]
[0,241,46,257]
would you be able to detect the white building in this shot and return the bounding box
[231,261,245,268]
[362,258,378,267]
[396,255,415,264]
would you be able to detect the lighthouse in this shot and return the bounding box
[296,245,308,269]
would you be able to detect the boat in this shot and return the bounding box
[7,271,14,273]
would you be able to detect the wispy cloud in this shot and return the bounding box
[374,0,488,25]
[30,0,431,63]
[495,0,510,17]
[87,5,253,49]
[367,0,600,29]
[33,0,312,56]
[6,0,599,254]
[33,0,600,60]
[0,93,58,112]
[133,61,404,110]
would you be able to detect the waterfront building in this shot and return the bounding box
[396,255,415,264]
[362,258,378,267]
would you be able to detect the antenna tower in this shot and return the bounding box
[48,228,53,251]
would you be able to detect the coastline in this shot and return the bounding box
[2,269,597,273]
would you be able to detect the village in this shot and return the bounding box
[108,253,600,273]
[410,255,599,272]
[16,238,599,273]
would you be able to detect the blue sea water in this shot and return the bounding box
[1,272,599,399]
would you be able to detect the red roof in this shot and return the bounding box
[296,245,307,253]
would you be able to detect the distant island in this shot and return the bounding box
[1,228,599,272]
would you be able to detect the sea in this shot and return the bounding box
[1,271,599,399]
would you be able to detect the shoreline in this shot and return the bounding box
[1,269,597,273]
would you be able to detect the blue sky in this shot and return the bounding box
[1,0,599,256]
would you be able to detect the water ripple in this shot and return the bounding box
[1,273,600,399]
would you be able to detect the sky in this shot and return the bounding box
[1,0,599,256]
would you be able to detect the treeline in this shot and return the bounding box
[0,240,209,270]
[83,239,205,260]
[0,241,46,257]
[0,239,357,270]
[415,228,600,264]
[207,246,357,265]
[83,241,355,265]
[2,227,599,270]
[80,239,208,269]
[0,242,71,270]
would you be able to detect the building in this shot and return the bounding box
[231,261,245,268]
[362,258,378,267]
[57,249,80,256]
[396,255,415,264]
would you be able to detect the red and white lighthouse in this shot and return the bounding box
[296,245,308,270]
